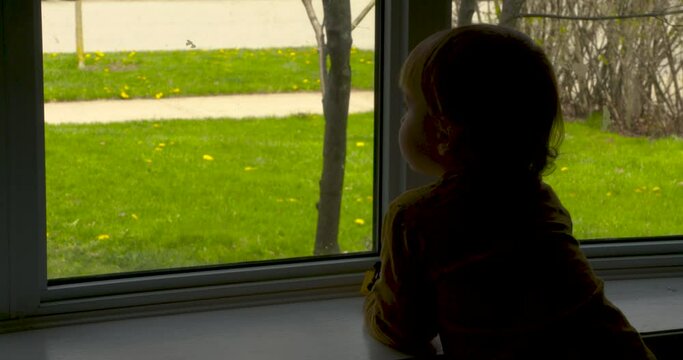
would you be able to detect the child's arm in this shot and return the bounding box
[364,204,438,356]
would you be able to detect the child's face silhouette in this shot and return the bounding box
[399,89,448,177]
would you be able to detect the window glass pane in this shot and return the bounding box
[451,0,682,240]
[43,0,375,279]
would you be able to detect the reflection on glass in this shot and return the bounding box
[43,0,375,278]
[450,0,682,240]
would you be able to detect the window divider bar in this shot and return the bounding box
[1,0,47,319]
[582,238,683,258]
[44,257,377,303]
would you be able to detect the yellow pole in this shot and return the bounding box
[75,0,85,69]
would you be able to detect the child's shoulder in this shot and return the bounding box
[388,176,457,213]
[539,181,573,228]
[389,183,436,210]
[385,175,467,226]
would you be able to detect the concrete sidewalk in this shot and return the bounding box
[44,90,375,124]
[42,0,375,53]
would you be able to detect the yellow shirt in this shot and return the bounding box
[364,173,655,359]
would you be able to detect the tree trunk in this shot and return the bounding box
[314,0,352,255]
[75,0,85,69]
[457,0,478,26]
[500,0,525,28]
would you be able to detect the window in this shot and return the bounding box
[1,0,681,323]
[41,0,376,279]
[452,0,683,241]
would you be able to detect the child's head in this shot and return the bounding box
[399,24,563,179]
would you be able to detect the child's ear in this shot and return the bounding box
[434,115,456,141]
[432,115,458,158]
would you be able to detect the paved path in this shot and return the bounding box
[44,90,375,124]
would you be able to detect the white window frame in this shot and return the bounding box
[1,0,682,327]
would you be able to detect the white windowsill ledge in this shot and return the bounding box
[1,277,682,360]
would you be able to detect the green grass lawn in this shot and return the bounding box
[545,121,683,240]
[46,115,683,279]
[43,47,375,102]
[46,113,374,278]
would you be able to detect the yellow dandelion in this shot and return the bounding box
[359,58,365,63]
[277,49,283,55]
[171,88,181,94]
[366,60,373,65]
[244,166,256,171]
[303,79,309,84]
[157,143,165,148]
[128,51,136,57]
[154,147,163,152]
[203,154,214,161]
[155,92,164,99]
[560,167,569,172]
[356,141,366,147]
[292,84,299,90]
[103,67,110,73]
[651,186,661,192]
[85,53,92,59]
[50,53,58,58]
[316,79,321,84]
[95,51,105,57]
[289,52,296,57]
[606,192,612,197]
[305,60,311,65]
[354,218,365,225]
[124,84,130,90]
[95,56,101,62]
[119,91,130,99]
[131,214,139,220]
[287,198,298,202]
[97,234,110,241]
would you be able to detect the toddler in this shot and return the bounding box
[364,24,656,359]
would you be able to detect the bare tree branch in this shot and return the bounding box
[500,0,526,28]
[302,0,323,39]
[301,0,327,96]
[351,0,375,31]
[457,0,478,27]
[515,9,683,22]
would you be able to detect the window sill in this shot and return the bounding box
[1,276,682,359]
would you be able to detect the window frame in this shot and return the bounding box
[1,0,682,327]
